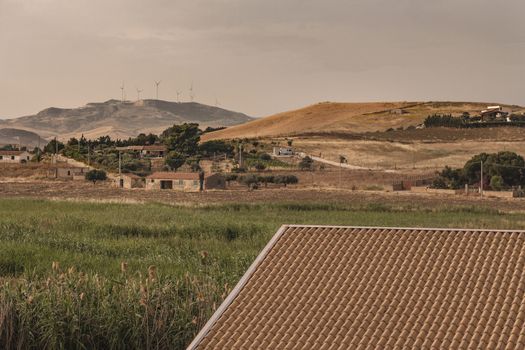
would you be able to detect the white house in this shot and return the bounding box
[0,150,31,163]
[273,147,294,156]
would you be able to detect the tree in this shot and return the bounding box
[464,152,525,187]
[299,156,314,170]
[198,140,234,157]
[85,169,107,184]
[44,139,65,154]
[259,153,272,161]
[239,174,259,190]
[165,151,185,170]
[275,175,299,187]
[161,123,201,157]
[287,139,293,147]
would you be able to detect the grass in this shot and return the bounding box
[2,198,525,349]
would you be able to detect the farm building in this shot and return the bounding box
[190,225,525,349]
[480,106,509,122]
[272,147,294,156]
[0,150,31,163]
[145,172,225,191]
[117,173,144,189]
[47,166,90,179]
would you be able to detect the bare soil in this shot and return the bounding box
[1,179,525,213]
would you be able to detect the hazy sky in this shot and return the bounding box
[1,0,524,118]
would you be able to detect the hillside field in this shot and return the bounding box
[3,198,525,349]
[203,101,525,140]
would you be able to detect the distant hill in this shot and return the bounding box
[0,128,47,148]
[202,101,525,141]
[0,99,253,140]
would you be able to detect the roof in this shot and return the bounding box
[189,225,525,349]
[116,145,166,151]
[142,145,166,151]
[121,173,142,179]
[0,150,27,156]
[147,172,201,180]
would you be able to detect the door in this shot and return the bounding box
[160,180,173,189]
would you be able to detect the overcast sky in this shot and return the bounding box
[0,0,524,118]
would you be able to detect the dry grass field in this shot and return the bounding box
[203,101,525,140]
[293,134,525,170]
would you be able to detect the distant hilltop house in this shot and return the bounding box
[145,172,226,192]
[47,166,90,180]
[0,150,31,163]
[480,106,510,122]
[116,145,167,158]
[273,147,294,156]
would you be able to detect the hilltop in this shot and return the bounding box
[202,101,525,140]
[0,128,48,148]
[0,99,253,141]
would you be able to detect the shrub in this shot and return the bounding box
[299,156,314,171]
[490,175,504,191]
[259,153,272,161]
[254,162,266,171]
[275,175,299,187]
[85,170,107,184]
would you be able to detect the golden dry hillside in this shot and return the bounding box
[202,101,525,140]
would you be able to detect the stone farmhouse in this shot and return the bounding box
[0,150,31,163]
[145,172,225,192]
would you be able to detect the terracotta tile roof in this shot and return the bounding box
[0,150,26,156]
[142,145,166,151]
[189,225,525,349]
[147,172,201,180]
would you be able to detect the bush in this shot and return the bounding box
[275,175,299,187]
[490,175,504,191]
[299,156,314,171]
[85,170,107,184]
[424,114,465,128]
[259,153,272,161]
[254,162,266,171]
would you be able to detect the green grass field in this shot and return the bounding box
[2,198,525,349]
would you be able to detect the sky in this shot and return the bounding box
[0,0,524,119]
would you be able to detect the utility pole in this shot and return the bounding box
[239,143,243,168]
[480,160,484,198]
[118,151,122,177]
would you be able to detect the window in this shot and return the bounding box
[193,180,199,186]
[0,156,3,160]
[67,171,71,176]
[11,156,15,160]
[178,180,184,185]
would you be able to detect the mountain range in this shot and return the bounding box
[0,99,253,145]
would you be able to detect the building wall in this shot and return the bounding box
[0,153,30,163]
[204,174,226,190]
[49,167,89,179]
[146,178,201,191]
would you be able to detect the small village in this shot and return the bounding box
[3,2,525,349]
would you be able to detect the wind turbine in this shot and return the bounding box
[120,82,125,102]
[154,80,161,100]
[136,88,143,101]
[176,90,182,103]
[189,82,195,102]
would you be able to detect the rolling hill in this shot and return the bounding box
[0,128,48,148]
[0,99,253,141]
[202,101,525,141]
